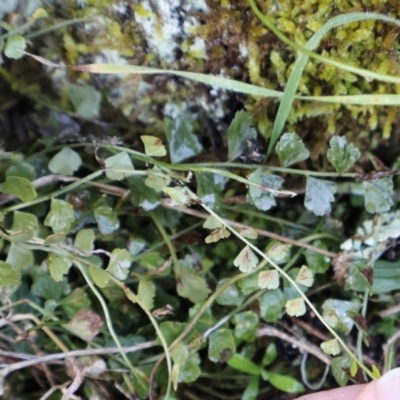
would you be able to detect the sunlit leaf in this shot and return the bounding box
[275,132,310,167]
[106,248,131,280]
[44,198,74,233]
[0,261,21,287]
[145,166,171,191]
[165,115,202,163]
[240,227,258,239]
[104,152,135,181]
[363,177,394,214]
[48,252,71,282]
[9,211,38,242]
[285,297,306,317]
[227,110,257,160]
[203,215,223,230]
[48,148,82,175]
[371,365,381,378]
[266,242,291,264]
[305,177,336,216]
[32,8,48,19]
[233,311,259,342]
[163,186,190,206]
[258,269,280,289]
[4,35,26,59]
[246,169,283,212]
[350,360,358,377]
[94,204,119,235]
[1,176,37,202]
[137,279,155,310]
[175,255,210,303]
[295,265,314,287]
[89,264,110,288]
[327,136,360,173]
[205,227,230,243]
[141,135,167,157]
[75,229,95,253]
[208,329,235,363]
[321,339,341,356]
[67,83,101,118]
[233,246,259,273]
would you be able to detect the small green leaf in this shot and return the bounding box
[89,264,110,288]
[321,339,341,356]
[176,255,210,303]
[331,353,352,386]
[242,376,259,400]
[48,148,82,175]
[106,248,131,280]
[32,8,48,19]
[233,246,259,273]
[145,167,171,192]
[6,162,36,180]
[203,216,223,230]
[266,242,291,264]
[104,152,135,181]
[208,329,236,363]
[48,253,71,282]
[305,240,330,273]
[262,343,277,367]
[0,261,21,287]
[305,177,336,216]
[129,175,161,210]
[205,227,230,243]
[44,198,75,233]
[259,289,284,323]
[275,132,310,167]
[327,136,360,173]
[227,353,261,375]
[165,115,202,163]
[240,227,258,239]
[295,265,314,287]
[227,110,257,161]
[60,288,91,319]
[32,274,66,300]
[322,299,360,335]
[163,186,190,206]
[285,297,306,317]
[43,300,58,321]
[141,135,167,157]
[4,35,26,59]
[10,211,38,242]
[266,372,305,394]
[6,244,33,270]
[350,360,358,377]
[67,83,101,118]
[246,169,283,212]
[233,311,259,342]
[137,279,155,310]
[1,176,37,202]
[75,229,95,253]
[195,171,223,208]
[371,365,381,378]
[63,309,103,342]
[216,279,244,307]
[258,270,280,289]
[94,204,119,235]
[363,177,394,214]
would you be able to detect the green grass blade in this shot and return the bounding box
[267,11,400,158]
